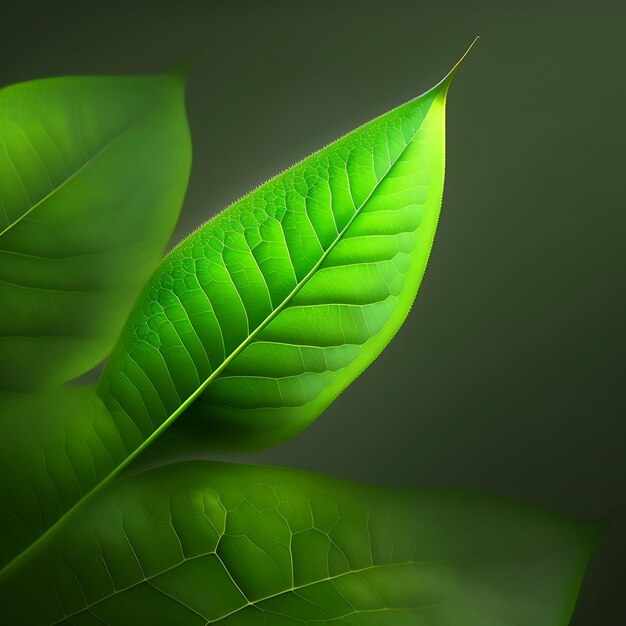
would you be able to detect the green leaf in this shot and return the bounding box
[98,56,462,452]
[0,54,464,591]
[0,72,191,390]
[0,387,125,572]
[0,461,597,626]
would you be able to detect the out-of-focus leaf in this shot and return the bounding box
[0,72,191,390]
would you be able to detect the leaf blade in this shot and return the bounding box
[0,55,459,582]
[0,387,126,572]
[99,72,450,450]
[0,73,191,390]
[0,461,598,626]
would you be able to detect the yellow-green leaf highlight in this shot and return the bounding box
[99,65,452,451]
[0,51,461,584]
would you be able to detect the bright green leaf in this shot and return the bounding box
[0,73,191,390]
[0,56,462,590]
[0,461,598,625]
[98,55,464,452]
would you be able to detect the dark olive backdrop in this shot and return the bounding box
[1,1,624,623]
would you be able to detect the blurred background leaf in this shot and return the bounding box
[0,72,191,390]
[0,387,124,570]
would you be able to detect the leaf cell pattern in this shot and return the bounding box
[99,82,447,449]
[0,77,448,592]
[0,462,597,626]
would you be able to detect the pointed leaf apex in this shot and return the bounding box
[168,56,196,82]
[437,36,479,95]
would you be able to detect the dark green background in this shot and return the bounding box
[1,1,624,623]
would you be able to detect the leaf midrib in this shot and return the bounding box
[48,554,427,626]
[51,532,538,625]
[0,93,437,585]
[111,91,437,466]
[0,110,150,243]
[0,107,166,580]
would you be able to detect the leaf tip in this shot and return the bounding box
[437,36,479,94]
[168,56,197,83]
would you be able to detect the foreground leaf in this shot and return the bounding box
[0,72,191,390]
[0,461,597,625]
[0,53,463,586]
[98,50,467,452]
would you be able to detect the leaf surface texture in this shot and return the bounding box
[99,76,449,449]
[1,70,448,586]
[0,74,191,389]
[1,461,597,626]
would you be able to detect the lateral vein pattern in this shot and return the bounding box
[99,83,446,448]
